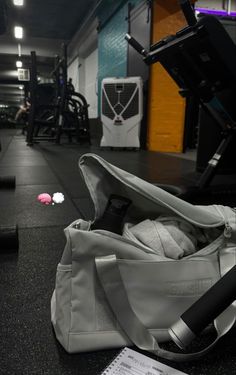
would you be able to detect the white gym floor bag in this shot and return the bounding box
[51,153,236,361]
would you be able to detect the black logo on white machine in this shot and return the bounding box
[114,116,123,126]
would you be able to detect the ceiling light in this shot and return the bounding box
[16,60,23,68]
[18,43,22,57]
[14,26,23,39]
[13,0,24,6]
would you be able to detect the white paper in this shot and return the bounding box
[101,347,188,375]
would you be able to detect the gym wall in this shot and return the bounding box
[68,53,98,120]
[83,49,98,119]
[68,0,198,151]
[196,0,232,12]
[146,0,195,153]
[67,57,80,94]
[97,0,143,115]
[68,0,144,141]
[68,17,99,119]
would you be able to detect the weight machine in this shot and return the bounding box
[126,0,236,204]
[26,44,91,146]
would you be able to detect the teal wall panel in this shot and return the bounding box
[98,5,128,81]
[97,0,143,114]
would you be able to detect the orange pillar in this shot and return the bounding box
[147,1,196,152]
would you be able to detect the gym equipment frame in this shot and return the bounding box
[126,0,236,193]
[26,44,90,146]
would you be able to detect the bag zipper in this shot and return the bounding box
[213,205,235,239]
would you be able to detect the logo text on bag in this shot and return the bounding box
[165,278,214,296]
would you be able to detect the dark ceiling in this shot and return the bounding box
[4,0,99,39]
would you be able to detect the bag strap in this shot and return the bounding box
[95,255,236,362]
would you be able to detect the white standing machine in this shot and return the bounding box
[100,77,143,148]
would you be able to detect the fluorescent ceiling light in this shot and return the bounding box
[16,60,23,68]
[18,43,22,57]
[14,26,23,39]
[13,0,24,6]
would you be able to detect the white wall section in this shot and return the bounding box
[84,49,98,118]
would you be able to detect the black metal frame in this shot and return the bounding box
[26,44,91,146]
[125,3,236,190]
[26,50,59,145]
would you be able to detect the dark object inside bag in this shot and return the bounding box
[91,194,132,234]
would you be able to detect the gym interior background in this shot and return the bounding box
[0,0,236,374]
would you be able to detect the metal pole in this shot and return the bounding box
[26,51,37,146]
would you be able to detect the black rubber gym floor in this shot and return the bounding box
[0,128,236,375]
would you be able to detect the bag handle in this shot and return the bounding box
[95,255,236,362]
